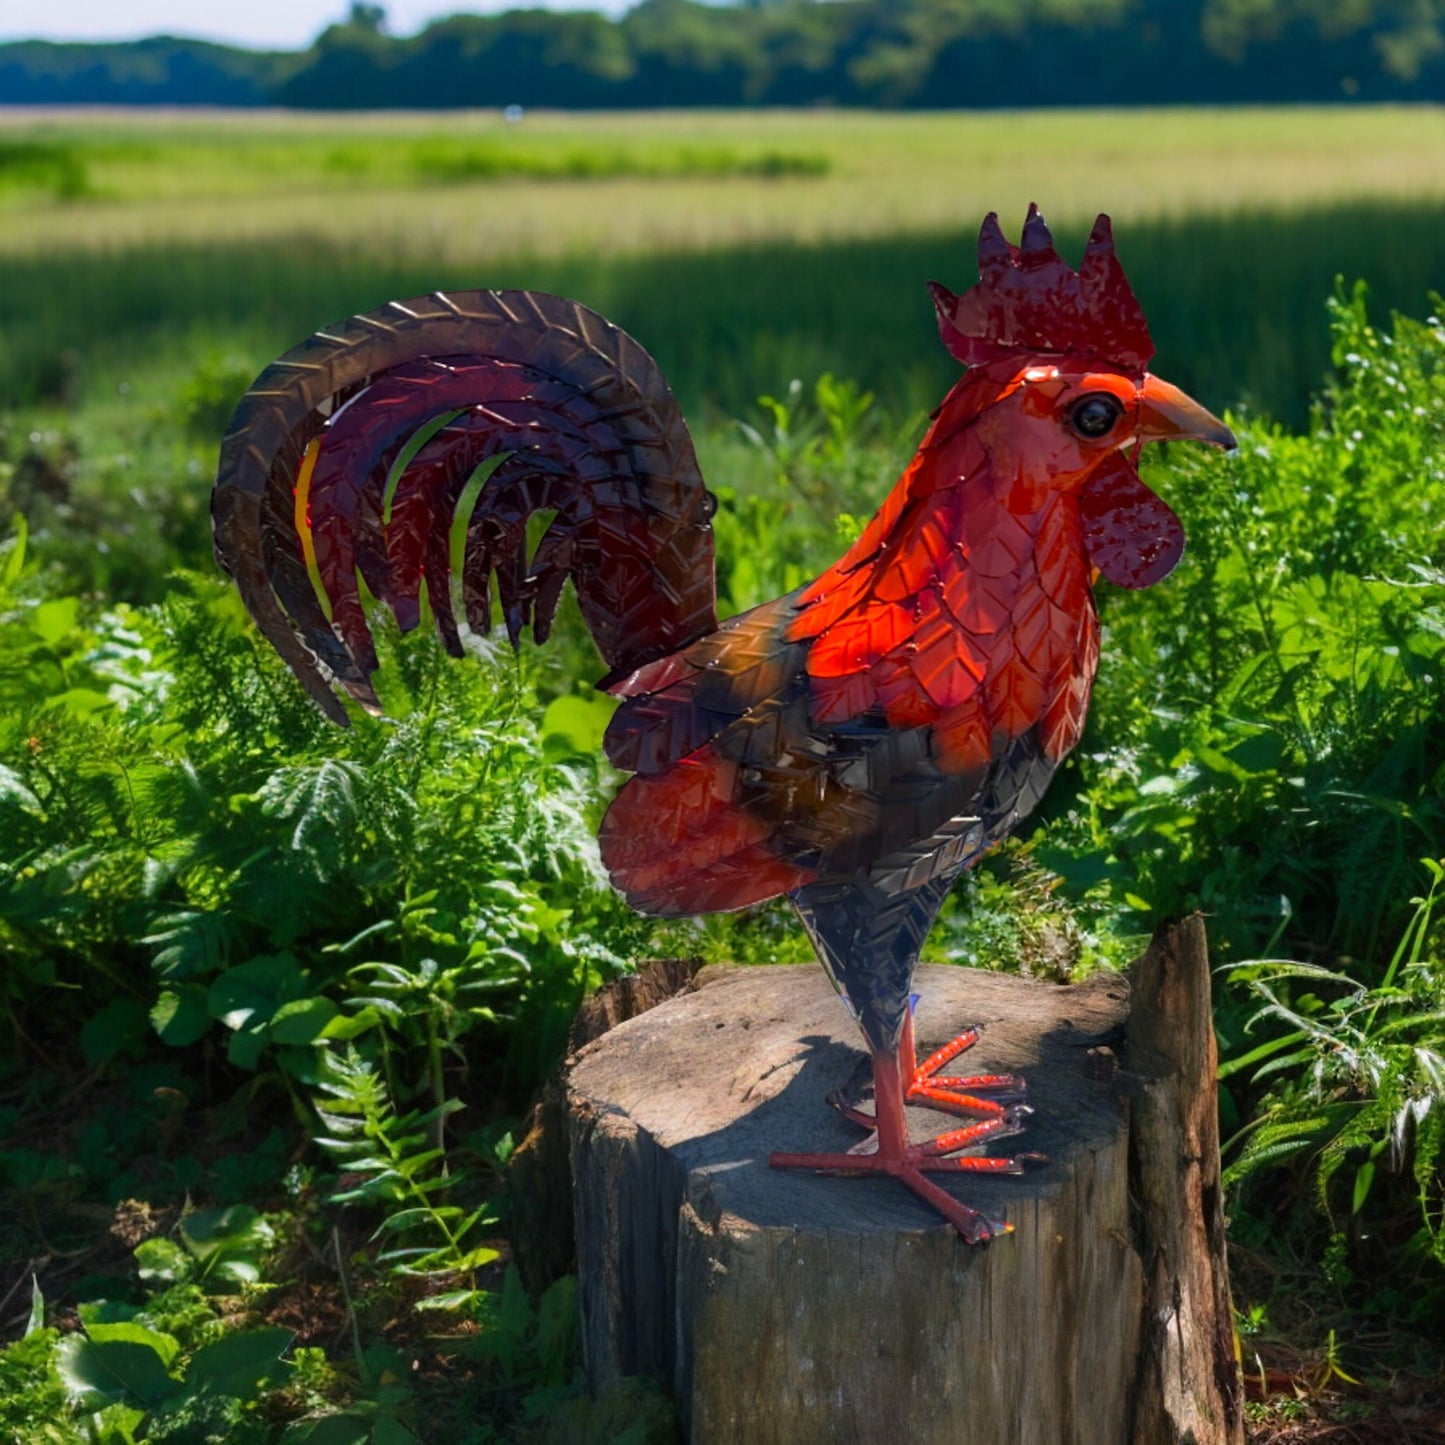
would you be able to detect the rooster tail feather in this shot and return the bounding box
[212,290,718,718]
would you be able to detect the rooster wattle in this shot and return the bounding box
[213,207,1233,1242]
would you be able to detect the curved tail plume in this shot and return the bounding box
[212,290,718,724]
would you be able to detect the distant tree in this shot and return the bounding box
[349,4,388,33]
[0,36,275,105]
[622,0,757,104]
[1202,0,1445,81]
[277,9,394,106]
[2,0,1443,110]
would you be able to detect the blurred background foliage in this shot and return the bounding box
[4,0,1445,108]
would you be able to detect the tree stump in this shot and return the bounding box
[567,916,1243,1445]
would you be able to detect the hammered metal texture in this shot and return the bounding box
[213,290,718,722]
[213,212,1229,1056]
[930,208,1154,376]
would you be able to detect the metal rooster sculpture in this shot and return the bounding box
[213,207,1234,1243]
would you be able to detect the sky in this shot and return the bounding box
[0,1,634,51]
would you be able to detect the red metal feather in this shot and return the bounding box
[213,214,1234,1242]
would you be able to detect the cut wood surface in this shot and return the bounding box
[566,918,1242,1445]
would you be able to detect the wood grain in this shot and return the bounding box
[569,960,1143,1443]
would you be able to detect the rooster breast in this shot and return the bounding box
[598,480,1100,919]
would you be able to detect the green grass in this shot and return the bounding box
[0,128,828,209]
[2,106,1442,431]
[2,201,1443,434]
[3,106,1443,256]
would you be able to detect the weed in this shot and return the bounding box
[313,1048,499,1317]
[1224,860,1445,1269]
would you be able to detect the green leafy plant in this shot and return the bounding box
[1224,859,1445,1262]
[173,355,264,441]
[1,570,644,1092]
[469,1268,577,1391]
[57,1317,293,1438]
[134,1204,278,1291]
[279,1337,420,1445]
[0,1280,72,1445]
[1042,283,1445,974]
[313,1047,500,1315]
[714,373,919,614]
[0,1223,293,1445]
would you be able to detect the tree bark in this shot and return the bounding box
[1126,917,1246,1445]
[566,917,1241,1444]
[507,958,702,1290]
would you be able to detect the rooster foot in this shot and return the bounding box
[826,1008,1027,1129]
[903,1008,1028,1119]
[770,1046,1045,1243]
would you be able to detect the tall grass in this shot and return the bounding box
[3,106,1443,257]
[4,106,1441,429]
[2,201,1443,428]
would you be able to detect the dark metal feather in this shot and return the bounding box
[212,290,718,720]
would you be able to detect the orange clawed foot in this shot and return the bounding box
[770,1026,1045,1244]
[903,1011,1029,1117]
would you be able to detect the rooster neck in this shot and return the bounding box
[823,414,1084,602]
[791,403,1100,756]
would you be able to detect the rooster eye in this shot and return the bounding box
[1070,394,1122,439]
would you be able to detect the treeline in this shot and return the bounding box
[0,36,276,106]
[3,0,1443,109]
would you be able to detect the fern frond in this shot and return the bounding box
[309,1046,497,1314]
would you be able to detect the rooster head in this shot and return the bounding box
[928,205,1234,589]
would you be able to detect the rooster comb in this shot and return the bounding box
[929,205,1154,375]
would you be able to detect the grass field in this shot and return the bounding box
[1,106,1443,438]
[3,106,1445,261]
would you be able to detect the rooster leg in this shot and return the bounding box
[900,1006,1028,1118]
[771,1047,1038,1243]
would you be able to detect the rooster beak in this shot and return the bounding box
[1138,374,1236,451]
